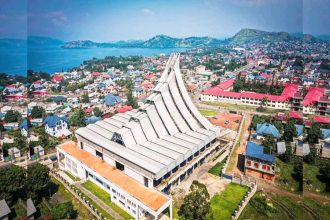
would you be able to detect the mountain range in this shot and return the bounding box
[1,29,329,49]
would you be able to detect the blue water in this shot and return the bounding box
[0,48,27,76]
[0,46,186,76]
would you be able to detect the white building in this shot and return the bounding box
[57,54,227,219]
[43,115,68,137]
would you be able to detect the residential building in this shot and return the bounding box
[43,115,68,137]
[244,142,276,181]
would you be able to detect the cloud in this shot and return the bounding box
[141,8,155,15]
[46,11,68,26]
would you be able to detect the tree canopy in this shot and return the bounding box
[69,108,86,127]
[93,107,103,117]
[178,181,213,220]
[262,136,276,154]
[51,202,77,220]
[4,110,22,123]
[81,93,90,103]
[31,106,46,119]
[0,165,26,205]
[26,163,50,201]
[307,122,323,145]
[283,118,297,142]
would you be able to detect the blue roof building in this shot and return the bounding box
[104,94,122,106]
[246,142,275,164]
[321,129,330,140]
[256,123,279,138]
[43,115,68,128]
[19,119,29,136]
[295,125,304,137]
[19,119,28,131]
[43,115,69,137]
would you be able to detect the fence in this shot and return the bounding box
[232,183,257,219]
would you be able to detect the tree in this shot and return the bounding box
[280,145,293,163]
[51,202,77,220]
[31,106,45,119]
[26,163,50,201]
[304,148,317,164]
[262,136,276,154]
[307,122,322,145]
[0,165,26,205]
[13,131,27,151]
[93,107,103,117]
[81,93,90,103]
[126,90,139,109]
[260,97,268,108]
[211,78,220,87]
[4,110,22,123]
[0,123,4,138]
[273,121,283,134]
[283,119,297,142]
[35,126,49,147]
[319,161,330,192]
[250,115,271,130]
[69,108,86,127]
[178,181,213,220]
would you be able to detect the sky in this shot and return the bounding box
[0,0,329,41]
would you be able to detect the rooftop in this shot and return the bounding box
[246,141,275,163]
[58,141,170,211]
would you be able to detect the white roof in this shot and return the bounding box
[75,53,221,179]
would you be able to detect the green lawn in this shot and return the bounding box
[303,198,330,219]
[208,161,225,176]
[82,180,132,220]
[173,206,180,220]
[303,160,328,195]
[210,183,249,220]
[12,201,26,220]
[239,192,330,220]
[64,170,80,181]
[275,157,302,193]
[199,109,217,117]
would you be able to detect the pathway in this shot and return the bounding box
[232,114,252,175]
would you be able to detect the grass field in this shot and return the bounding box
[239,192,330,220]
[201,101,287,114]
[208,161,225,176]
[303,198,330,219]
[64,170,80,181]
[82,180,132,220]
[210,183,249,220]
[275,157,302,193]
[199,109,217,117]
[303,160,328,195]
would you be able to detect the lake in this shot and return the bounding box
[0,47,187,76]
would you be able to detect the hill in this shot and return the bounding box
[229,28,297,45]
